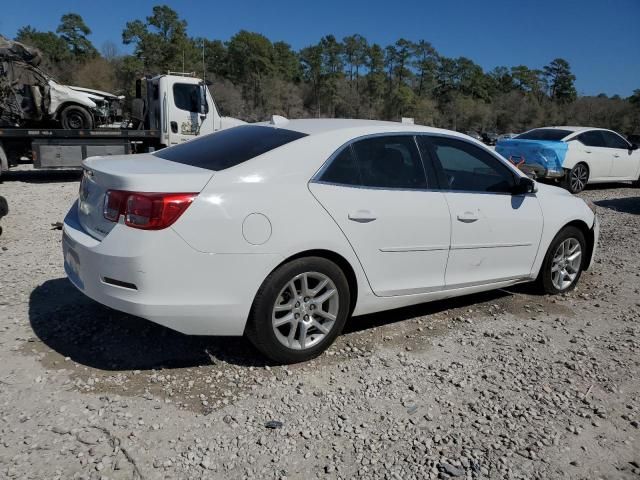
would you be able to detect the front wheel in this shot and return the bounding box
[245,257,351,364]
[562,163,589,194]
[60,105,94,130]
[538,226,586,294]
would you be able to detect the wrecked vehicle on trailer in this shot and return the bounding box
[0,35,123,129]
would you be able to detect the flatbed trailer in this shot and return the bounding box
[0,127,161,172]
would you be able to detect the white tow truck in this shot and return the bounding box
[0,72,244,176]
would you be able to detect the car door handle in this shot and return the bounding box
[348,210,377,223]
[457,211,479,223]
[613,153,620,158]
[584,150,592,154]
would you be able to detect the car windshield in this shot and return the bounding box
[516,129,572,141]
[154,125,307,171]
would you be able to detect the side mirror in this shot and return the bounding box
[631,143,639,151]
[198,83,209,115]
[512,176,537,195]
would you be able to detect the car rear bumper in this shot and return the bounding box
[519,163,565,180]
[62,201,280,335]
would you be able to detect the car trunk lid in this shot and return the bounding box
[495,139,568,175]
[78,153,214,240]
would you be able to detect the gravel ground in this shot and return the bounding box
[1,166,639,480]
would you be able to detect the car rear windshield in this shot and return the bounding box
[154,125,307,171]
[516,129,572,141]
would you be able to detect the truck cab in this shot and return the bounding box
[139,73,244,148]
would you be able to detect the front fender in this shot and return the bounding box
[48,81,97,116]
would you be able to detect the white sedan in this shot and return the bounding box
[63,119,599,363]
[496,126,640,193]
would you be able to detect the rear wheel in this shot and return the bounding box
[246,257,350,364]
[538,226,586,294]
[563,163,589,194]
[60,105,93,130]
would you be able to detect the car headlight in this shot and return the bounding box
[583,199,597,214]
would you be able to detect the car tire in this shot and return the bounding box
[538,226,586,295]
[562,163,589,194]
[60,105,94,130]
[245,256,351,364]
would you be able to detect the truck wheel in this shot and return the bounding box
[562,163,589,194]
[60,105,93,130]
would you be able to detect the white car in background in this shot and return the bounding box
[496,126,640,193]
[63,119,599,363]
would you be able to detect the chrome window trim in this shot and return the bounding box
[310,131,525,195]
[600,129,633,150]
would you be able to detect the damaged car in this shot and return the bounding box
[0,35,123,129]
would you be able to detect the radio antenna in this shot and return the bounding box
[202,40,206,82]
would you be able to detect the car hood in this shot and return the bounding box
[68,86,124,101]
[48,81,98,111]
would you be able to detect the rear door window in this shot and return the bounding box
[154,125,307,171]
[320,146,361,186]
[352,136,428,189]
[577,130,607,148]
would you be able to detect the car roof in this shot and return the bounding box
[255,118,465,137]
[536,126,601,133]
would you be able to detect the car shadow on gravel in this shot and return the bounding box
[29,278,537,372]
[594,196,640,215]
[344,289,509,334]
[28,278,267,371]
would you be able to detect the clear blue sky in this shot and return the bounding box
[1,0,638,96]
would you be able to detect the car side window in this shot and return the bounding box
[351,136,428,189]
[319,145,361,186]
[601,131,630,149]
[577,130,607,148]
[421,136,515,193]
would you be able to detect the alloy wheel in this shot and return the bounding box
[570,165,588,193]
[271,271,339,350]
[550,238,582,291]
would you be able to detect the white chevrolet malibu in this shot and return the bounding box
[63,118,599,363]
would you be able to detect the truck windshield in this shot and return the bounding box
[154,125,307,171]
[516,129,572,141]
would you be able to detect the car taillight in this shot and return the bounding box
[103,191,197,230]
[103,190,128,221]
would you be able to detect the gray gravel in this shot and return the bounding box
[1,166,639,479]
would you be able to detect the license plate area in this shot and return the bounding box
[63,237,84,290]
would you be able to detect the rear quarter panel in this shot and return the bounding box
[170,132,376,313]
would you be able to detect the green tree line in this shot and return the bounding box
[12,5,640,134]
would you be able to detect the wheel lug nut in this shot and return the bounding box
[294,313,300,319]
[295,302,300,307]
[304,315,309,320]
[310,304,315,310]
[304,297,309,302]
